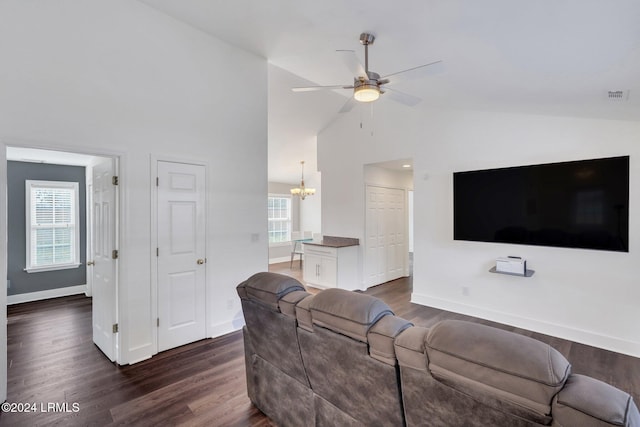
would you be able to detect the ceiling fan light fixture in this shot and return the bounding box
[354,83,380,102]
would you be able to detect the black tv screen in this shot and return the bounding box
[453,156,629,252]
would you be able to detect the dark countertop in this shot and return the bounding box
[303,236,359,248]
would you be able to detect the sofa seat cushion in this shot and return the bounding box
[308,288,393,342]
[238,272,305,311]
[426,320,571,419]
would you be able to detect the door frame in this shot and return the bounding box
[150,155,208,355]
[1,140,125,401]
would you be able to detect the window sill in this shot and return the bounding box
[25,263,82,274]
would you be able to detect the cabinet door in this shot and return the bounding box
[319,256,337,288]
[303,253,321,285]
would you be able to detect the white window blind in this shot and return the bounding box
[268,195,292,244]
[26,180,80,272]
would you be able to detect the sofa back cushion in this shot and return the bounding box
[239,271,306,310]
[298,289,406,426]
[308,288,393,342]
[426,320,571,422]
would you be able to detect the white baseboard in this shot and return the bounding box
[411,292,640,358]
[269,256,293,265]
[209,319,242,338]
[124,344,154,366]
[7,284,87,305]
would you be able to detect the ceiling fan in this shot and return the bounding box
[292,33,443,113]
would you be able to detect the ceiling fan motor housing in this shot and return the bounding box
[359,33,375,45]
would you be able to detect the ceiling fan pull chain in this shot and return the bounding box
[370,103,375,136]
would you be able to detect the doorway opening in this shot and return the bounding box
[5,146,120,363]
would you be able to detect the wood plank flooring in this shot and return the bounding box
[2,263,639,426]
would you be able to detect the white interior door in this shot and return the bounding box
[365,186,407,287]
[366,186,386,286]
[387,187,406,280]
[157,161,206,352]
[91,157,117,362]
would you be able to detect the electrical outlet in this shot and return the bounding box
[461,286,470,296]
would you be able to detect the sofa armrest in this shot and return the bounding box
[367,315,412,365]
[552,374,640,426]
[394,326,429,372]
[279,290,310,318]
[295,295,314,332]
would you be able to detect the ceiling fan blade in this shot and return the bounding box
[338,96,357,113]
[383,87,422,107]
[336,50,367,78]
[381,60,444,84]
[292,85,352,92]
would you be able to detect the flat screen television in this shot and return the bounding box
[453,156,629,252]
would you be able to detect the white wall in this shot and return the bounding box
[0,0,268,380]
[299,167,322,235]
[364,165,413,189]
[319,100,640,357]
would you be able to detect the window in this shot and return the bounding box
[25,180,80,272]
[268,195,292,244]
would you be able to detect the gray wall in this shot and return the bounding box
[7,161,86,296]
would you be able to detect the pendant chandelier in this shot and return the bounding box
[290,160,316,200]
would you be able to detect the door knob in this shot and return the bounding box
[197,259,205,265]
[87,261,95,266]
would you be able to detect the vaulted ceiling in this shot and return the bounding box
[140,0,640,183]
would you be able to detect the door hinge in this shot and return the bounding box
[156,247,159,257]
[156,177,159,187]
[157,318,160,327]
[112,249,119,259]
[112,176,119,186]
[112,323,119,333]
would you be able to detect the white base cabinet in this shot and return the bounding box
[303,244,359,291]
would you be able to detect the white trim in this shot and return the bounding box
[268,194,293,244]
[0,143,7,403]
[25,263,81,273]
[269,256,292,264]
[269,241,292,248]
[25,180,81,271]
[411,292,640,358]
[209,320,242,339]
[7,284,87,305]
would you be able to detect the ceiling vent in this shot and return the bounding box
[607,90,629,101]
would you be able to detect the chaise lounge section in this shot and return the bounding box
[237,272,640,426]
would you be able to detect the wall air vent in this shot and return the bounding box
[607,90,629,101]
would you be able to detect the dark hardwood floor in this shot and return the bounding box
[2,262,639,426]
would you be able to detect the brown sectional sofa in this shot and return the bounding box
[237,272,640,426]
